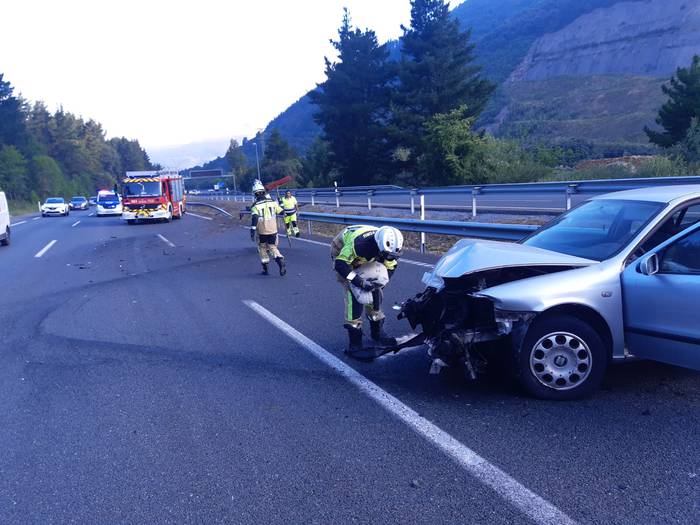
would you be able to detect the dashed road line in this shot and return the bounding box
[157,234,175,247]
[34,240,57,258]
[71,220,81,227]
[245,300,577,525]
[186,212,213,221]
[33,217,41,221]
[10,220,27,227]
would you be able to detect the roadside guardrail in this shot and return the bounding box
[195,175,700,217]
[216,204,537,252]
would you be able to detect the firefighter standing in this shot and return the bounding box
[280,190,300,238]
[250,180,286,276]
[331,225,404,353]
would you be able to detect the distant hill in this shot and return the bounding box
[149,138,234,170]
[194,0,700,168]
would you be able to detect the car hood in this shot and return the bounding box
[423,239,595,289]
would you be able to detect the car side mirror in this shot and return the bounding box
[639,253,659,276]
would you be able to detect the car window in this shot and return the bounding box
[678,204,700,229]
[636,202,700,256]
[523,199,663,261]
[660,229,700,275]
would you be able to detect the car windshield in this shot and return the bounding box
[523,199,664,261]
[123,181,161,197]
[46,198,63,203]
[71,197,86,202]
[98,193,118,202]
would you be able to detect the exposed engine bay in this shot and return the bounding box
[353,265,578,379]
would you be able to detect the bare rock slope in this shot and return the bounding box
[511,0,700,81]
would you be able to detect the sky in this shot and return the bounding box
[0,0,415,151]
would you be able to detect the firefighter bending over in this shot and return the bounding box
[250,180,286,276]
[331,225,404,353]
[280,190,300,238]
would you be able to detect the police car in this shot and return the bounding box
[95,191,123,217]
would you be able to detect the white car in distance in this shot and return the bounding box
[41,197,70,217]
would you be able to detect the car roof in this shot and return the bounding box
[592,185,700,203]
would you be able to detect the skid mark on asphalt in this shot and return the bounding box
[245,300,577,525]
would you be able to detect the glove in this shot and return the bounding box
[351,275,376,292]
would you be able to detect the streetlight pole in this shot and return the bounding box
[252,142,261,181]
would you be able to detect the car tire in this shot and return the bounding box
[517,313,608,401]
[0,227,9,246]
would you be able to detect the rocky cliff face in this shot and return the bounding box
[511,0,700,81]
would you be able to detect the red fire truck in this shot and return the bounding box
[121,170,186,223]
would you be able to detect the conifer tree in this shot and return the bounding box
[310,9,395,185]
[393,0,494,179]
[646,55,700,148]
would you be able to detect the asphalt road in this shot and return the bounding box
[0,209,697,524]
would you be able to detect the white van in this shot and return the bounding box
[0,191,10,246]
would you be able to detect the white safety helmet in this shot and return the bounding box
[252,180,266,196]
[374,226,404,260]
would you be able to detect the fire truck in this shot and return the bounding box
[121,170,186,223]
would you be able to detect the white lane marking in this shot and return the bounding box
[10,220,27,227]
[245,300,577,525]
[403,259,434,268]
[288,235,434,268]
[88,212,94,216]
[157,234,175,247]
[34,240,57,258]
[33,217,41,221]
[71,220,81,227]
[186,212,213,221]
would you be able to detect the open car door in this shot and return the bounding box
[622,222,700,370]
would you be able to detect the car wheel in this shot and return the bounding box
[517,313,608,400]
[0,227,9,246]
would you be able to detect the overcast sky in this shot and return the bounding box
[0,0,418,150]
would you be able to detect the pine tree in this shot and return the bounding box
[260,130,302,183]
[310,9,395,186]
[646,55,700,148]
[224,139,248,191]
[0,74,28,148]
[394,0,494,177]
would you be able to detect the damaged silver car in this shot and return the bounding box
[394,186,700,400]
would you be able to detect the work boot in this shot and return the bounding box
[344,325,364,354]
[276,257,286,276]
[261,262,269,275]
[295,231,301,238]
[370,319,397,346]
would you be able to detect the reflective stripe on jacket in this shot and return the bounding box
[251,198,282,235]
[280,196,298,216]
[331,225,397,275]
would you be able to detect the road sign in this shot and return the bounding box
[188,169,223,179]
